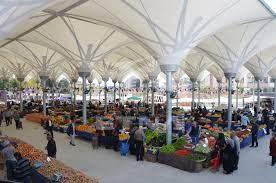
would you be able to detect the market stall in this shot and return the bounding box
[7,137,98,183]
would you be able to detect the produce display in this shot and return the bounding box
[175,149,191,157]
[9,137,98,183]
[51,115,68,126]
[194,144,211,154]
[160,144,176,154]
[119,133,129,141]
[172,137,187,150]
[145,129,166,147]
[76,125,96,134]
[25,113,47,123]
[187,153,206,161]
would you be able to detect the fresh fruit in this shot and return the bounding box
[9,137,98,183]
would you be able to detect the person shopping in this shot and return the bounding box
[13,111,21,130]
[231,132,240,170]
[250,121,259,147]
[270,132,276,166]
[46,118,54,138]
[67,116,76,146]
[222,138,235,174]
[46,134,57,158]
[134,126,146,161]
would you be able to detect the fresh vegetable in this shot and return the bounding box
[194,144,211,154]
[187,153,206,161]
[145,129,166,147]
[160,144,176,153]
[175,149,191,156]
[9,137,98,183]
[172,137,187,150]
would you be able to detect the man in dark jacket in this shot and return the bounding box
[14,152,32,183]
[250,121,259,147]
[263,108,270,135]
[45,134,57,158]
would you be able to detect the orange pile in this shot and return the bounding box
[9,137,98,183]
[76,125,96,134]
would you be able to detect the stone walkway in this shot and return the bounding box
[1,120,275,183]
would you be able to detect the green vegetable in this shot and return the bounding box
[172,137,187,150]
[145,129,166,147]
[160,144,176,153]
[208,131,219,139]
[194,144,211,154]
[187,153,206,161]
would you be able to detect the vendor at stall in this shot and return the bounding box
[189,122,201,144]
[241,113,250,129]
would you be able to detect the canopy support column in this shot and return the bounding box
[191,79,196,110]
[252,79,255,114]
[78,67,90,124]
[149,76,156,116]
[51,88,55,107]
[98,83,101,103]
[39,75,49,116]
[43,80,47,116]
[73,81,77,107]
[146,81,149,105]
[255,77,262,114]
[118,82,121,102]
[197,81,201,108]
[218,81,221,106]
[161,64,178,145]
[104,80,108,114]
[225,73,236,131]
[176,82,179,108]
[89,82,92,102]
[17,78,24,112]
[236,80,239,109]
[113,81,116,103]
[81,76,87,124]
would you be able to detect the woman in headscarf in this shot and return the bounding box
[214,133,226,160]
[222,138,235,174]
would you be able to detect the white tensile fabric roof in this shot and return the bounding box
[1,0,276,83]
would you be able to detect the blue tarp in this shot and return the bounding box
[240,129,266,148]
[75,131,95,140]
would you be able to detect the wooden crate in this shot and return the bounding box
[145,153,157,163]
